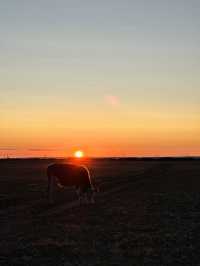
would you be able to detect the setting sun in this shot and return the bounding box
[74,150,84,158]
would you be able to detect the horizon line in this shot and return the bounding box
[0,155,200,160]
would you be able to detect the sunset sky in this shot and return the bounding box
[1,0,200,157]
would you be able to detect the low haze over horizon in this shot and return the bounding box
[1,0,200,158]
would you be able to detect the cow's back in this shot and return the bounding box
[47,163,91,187]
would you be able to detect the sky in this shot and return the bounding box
[0,0,200,157]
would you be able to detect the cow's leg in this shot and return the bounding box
[90,194,95,204]
[76,186,84,205]
[48,175,55,204]
[87,189,95,204]
[47,174,51,201]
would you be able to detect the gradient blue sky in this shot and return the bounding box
[0,0,200,157]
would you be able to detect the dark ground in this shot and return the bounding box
[0,158,200,265]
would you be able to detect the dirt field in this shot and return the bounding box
[0,158,200,265]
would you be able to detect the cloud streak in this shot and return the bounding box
[0,148,17,151]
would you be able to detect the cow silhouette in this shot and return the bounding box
[47,163,97,204]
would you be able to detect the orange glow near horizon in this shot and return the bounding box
[1,105,200,158]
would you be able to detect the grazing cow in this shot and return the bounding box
[47,163,97,204]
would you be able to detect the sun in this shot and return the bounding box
[74,150,84,158]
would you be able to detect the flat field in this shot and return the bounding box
[0,158,200,265]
